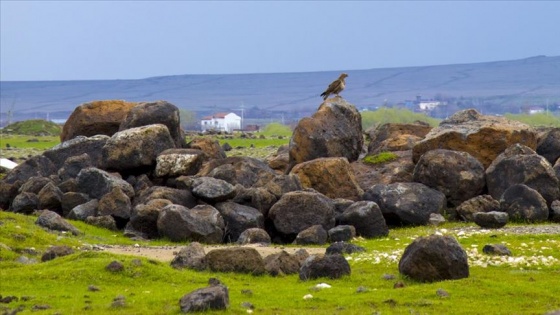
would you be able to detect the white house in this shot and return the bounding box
[200,112,241,133]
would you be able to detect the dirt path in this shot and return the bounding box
[101,243,327,262]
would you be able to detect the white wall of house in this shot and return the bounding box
[201,113,241,132]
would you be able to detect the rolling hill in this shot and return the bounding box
[1,55,559,124]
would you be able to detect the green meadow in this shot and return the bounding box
[1,211,559,315]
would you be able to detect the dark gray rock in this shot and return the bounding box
[536,128,560,164]
[199,156,276,188]
[473,211,509,229]
[264,250,301,276]
[294,225,328,245]
[206,247,265,275]
[119,100,185,148]
[134,186,196,209]
[232,185,277,217]
[37,182,63,212]
[105,260,124,272]
[486,144,560,206]
[299,254,351,280]
[61,192,90,217]
[413,149,485,206]
[336,201,388,238]
[128,199,173,239]
[98,187,132,220]
[325,242,366,255]
[456,195,500,221]
[262,174,303,199]
[67,199,99,221]
[236,228,271,245]
[332,198,354,216]
[398,235,469,282]
[179,284,229,313]
[57,153,93,181]
[327,225,356,243]
[268,191,335,242]
[102,124,176,172]
[41,245,74,262]
[364,182,447,226]
[44,135,108,169]
[499,184,549,222]
[2,155,56,185]
[191,177,236,203]
[483,244,512,256]
[170,242,207,271]
[214,202,264,242]
[19,176,52,194]
[551,200,560,223]
[11,192,39,214]
[76,167,134,200]
[86,215,118,231]
[157,204,225,243]
[35,210,81,235]
[57,178,78,193]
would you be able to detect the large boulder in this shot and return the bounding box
[289,98,363,165]
[57,153,93,181]
[170,242,207,271]
[155,149,206,177]
[127,199,173,239]
[191,177,236,203]
[97,187,132,221]
[268,191,336,242]
[44,135,109,169]
[198,156,276,188]
[412,109,537,168]
[35,210,81,235]
[536,128,560,164]
[290,157,363,201]
[11,192,39,214]
[264,250,301,276]
[336,201,389,238]
[299,254,351,280]
[101,124,176,172]
[67,199,99,221]
[473,211,509,229]
[134,186,197,209]
[237,228,271,245]
[205,247,265,275]
[351,151,416,191]
[398,235,469,282]
[37,182,63,212]
[231,186,277,217]
[1,155,56,185]
[179,284,229,313]
[364,182,447,226]
[367,122,432,154]
[18,176,52,194]
[412,149,485,206]
[157,204,225,243]
[294,225,328,245]
[486,144,560,206]
[61,192,90,217]
[119,100,186,148]
[60,100,137,142]
[214,202,264,242]
[499,184,549,222]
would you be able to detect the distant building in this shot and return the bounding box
[200,112,241,133]
[527,106,545,115]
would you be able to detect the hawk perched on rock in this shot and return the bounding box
[320,73,348,100]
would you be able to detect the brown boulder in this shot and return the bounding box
[289,98,363,166]
[61,100,137,142]
[290,157,363,201]
[412,109,537,168]
[188,137,227,160]
[351,150,415,190]
[368,123,432,155]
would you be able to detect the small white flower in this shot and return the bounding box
[315,283,332,289]
[303,294,313,300]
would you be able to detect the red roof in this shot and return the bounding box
[201,112,232,120]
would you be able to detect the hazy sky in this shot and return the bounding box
[1,1,559,81]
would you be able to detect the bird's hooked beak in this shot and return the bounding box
[340,73,348,79]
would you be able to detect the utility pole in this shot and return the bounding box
[238,102,245,131]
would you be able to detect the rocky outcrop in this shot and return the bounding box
[413,149,485,206]
[289,98,363,165]
[398,235,469,282]
[412,109,537,168]
[290,157,363,201]
[364,182,446,226]
[60,100,137,142]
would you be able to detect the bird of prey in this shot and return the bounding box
[320,73,348,100]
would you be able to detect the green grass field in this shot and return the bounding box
[1,211,559,315]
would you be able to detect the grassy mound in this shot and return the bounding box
[1,119,62,136]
